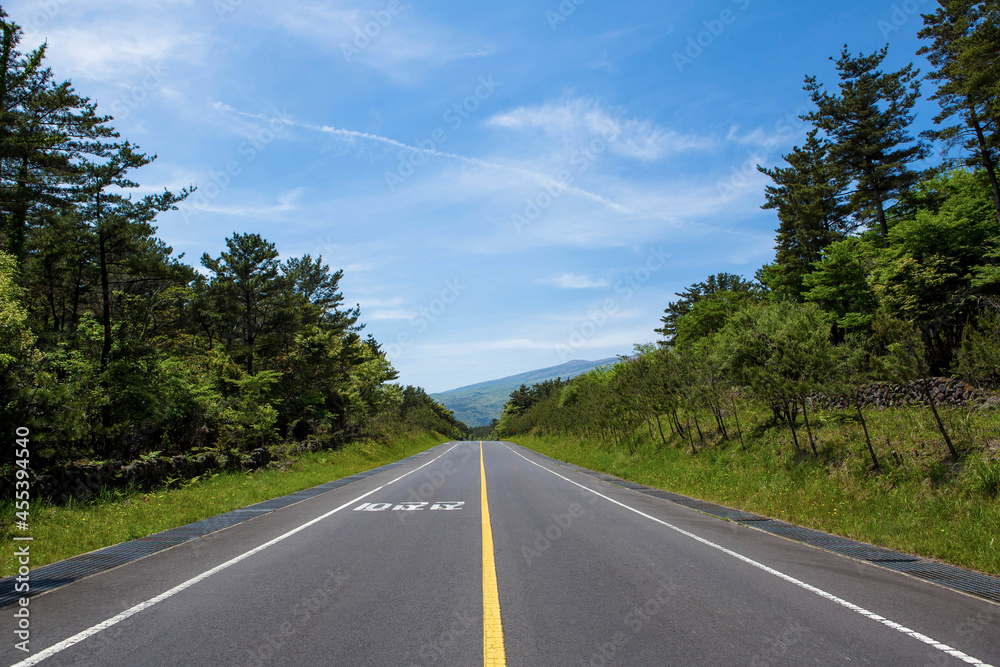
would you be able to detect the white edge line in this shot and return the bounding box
[502,443,995,667]
[13,442,462,667]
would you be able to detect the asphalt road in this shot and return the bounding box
[3,441,998,666]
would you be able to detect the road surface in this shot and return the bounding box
[3,441,998,666]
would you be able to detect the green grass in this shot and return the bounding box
[513,403,1000,577]
[0,431,445,577]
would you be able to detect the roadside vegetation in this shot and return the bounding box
[496,2,1000,577]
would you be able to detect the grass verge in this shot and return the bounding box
[513,420,1000,578]
[0,431,445,577]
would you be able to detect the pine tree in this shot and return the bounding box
[918,0,1000,227]
[655,272,763,344]
[0,10,116,260]
[201,233,284,375]
[803,46,929,247]
[758,129,851,298]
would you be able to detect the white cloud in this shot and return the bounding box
[538,273,611,289]
[358,296,405,309]
[20,20,201,82]
[179,187,304,218]
[367,308,418,321]
[486,98,714,161]
[272,2,493,82]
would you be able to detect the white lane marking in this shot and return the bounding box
[13,443,463,667]
[502,444,995,667]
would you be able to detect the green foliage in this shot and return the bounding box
[874,170,999,370]
[655,272,764,344]
[803,235,879,330]
[955,310,1000,388]
[216,370,281,450]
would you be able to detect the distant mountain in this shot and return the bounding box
[431,358,618,427]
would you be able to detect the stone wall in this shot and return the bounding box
[812,377,994,410]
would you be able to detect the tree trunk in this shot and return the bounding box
[654,413,668,448]
[731,394,745,449]
[920,378,958,459]
[97,198,114,454]
[671,407,685,437]
[784,403,801,454]
[692,410,704,441]
[800,398,818,456]
[685,414,697,454]
[856,400,879,469]
[98,227,112,375]
[969,107,1000,228]
[866,159,889,248]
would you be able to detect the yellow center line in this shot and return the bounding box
[481,442,507,666]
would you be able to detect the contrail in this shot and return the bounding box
[305,123,638,215]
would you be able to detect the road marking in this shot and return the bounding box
[353,501,464,511]
[481,442,507,666]
[11,442,462,667]
[503,443,995,667]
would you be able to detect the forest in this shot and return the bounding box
[495,1,1000,475]
[0,8,467,486]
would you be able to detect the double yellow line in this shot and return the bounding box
[480,442,507,666]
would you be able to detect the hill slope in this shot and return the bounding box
[431,358,617,427]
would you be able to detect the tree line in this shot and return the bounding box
[0,9,466,472]
[496,0,1000,467]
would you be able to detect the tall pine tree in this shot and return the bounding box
[803,46,929,247]
[918,0,1000,227]
[758,129,851,298]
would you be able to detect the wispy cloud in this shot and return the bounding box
[538,273,611,289]
[272,2,494,81]
[179,187,305,218]
[20,14,202,82]
[367,308,419,321]
[487,98,714,161]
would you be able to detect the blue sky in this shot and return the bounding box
[9,0,939,393]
